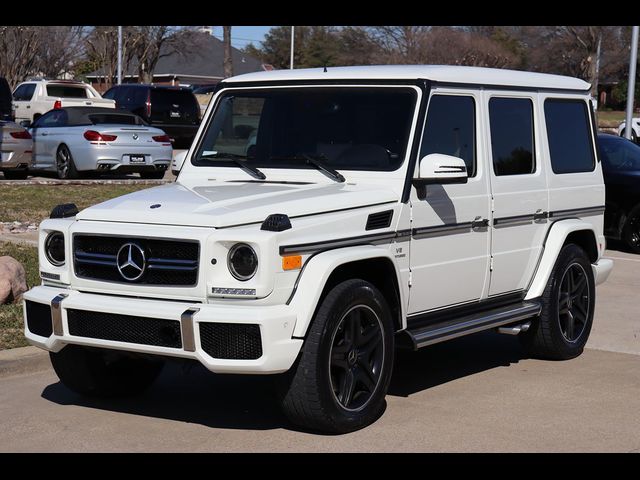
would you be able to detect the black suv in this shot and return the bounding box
[103,84,200,148]
[598,133,640,253]
[0,77,14,121]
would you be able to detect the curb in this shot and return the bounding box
[0,345,51,378]
[1,179,173,186]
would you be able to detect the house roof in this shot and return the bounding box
[225,65,591,91]
[86,32,264,80]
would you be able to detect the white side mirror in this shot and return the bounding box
[415,153,468,186]
[172,150,187,176]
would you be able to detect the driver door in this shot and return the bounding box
[408,90,491,317]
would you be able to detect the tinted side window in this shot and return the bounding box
[421,95,476,176]
[35,109,68,127]
[102,88,117,100]
[545,99,595,174]
[13,84,36,101]
[489,97,535,176]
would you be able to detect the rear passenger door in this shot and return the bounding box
[486,93,549,296]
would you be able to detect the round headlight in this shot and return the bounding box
[45,231,65,266]
[228,243,258,281]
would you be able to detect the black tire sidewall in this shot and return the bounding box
[310,280,395,432]
[622,204,640,254]
[546,245,595,357]
[56,145,78,180]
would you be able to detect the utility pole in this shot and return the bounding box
[117,26,122,85]
[223,26,233,78]
[290,26,295,69]
[625,26,639,140]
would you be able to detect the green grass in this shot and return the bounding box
[0,184,151,224]
[597,110,625,128]
[0,241,39,350]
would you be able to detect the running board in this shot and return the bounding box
[401,301,542,350]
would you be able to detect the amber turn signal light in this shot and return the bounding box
[282,255,302,270]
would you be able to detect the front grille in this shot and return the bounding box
[199,323,263,360]
[25,301,53,337]
[67,309,182,348]
[73,235,199,286]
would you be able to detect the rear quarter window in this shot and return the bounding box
[544,99,595,174]
[13,83,36,101]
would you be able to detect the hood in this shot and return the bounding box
[76,181,399,228]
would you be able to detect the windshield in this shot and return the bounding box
[192,87,417,172]
[599,135,640,171]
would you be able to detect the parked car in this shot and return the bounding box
[103,84,200,149]
[24,66,613,434]
[0,77,14,121]
[12,79,115,124]
[616,119,640,142]
[0,120,32,179]
[598,133,640,253]
[28,107,172,179]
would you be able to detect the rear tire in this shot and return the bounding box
[520,244,595,360]
[49,345,164,397]
[278,279,395,434]
[139,170,166,179]
[621,129,638,143]
[622,204,640,254]
[56,145,79,180]
[2,170,28,180]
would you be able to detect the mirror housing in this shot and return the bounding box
[413,153,468,186]
[172,150,187,176]
[19,120,31,128]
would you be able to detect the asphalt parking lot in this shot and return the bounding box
[0,246,638,452]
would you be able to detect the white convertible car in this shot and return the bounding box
[28,107,173,179]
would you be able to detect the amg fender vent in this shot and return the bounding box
[366,210,393,231]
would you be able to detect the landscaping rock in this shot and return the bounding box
[0,256,28,304]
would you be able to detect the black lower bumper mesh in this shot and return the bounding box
[25,301,53,337]
[67,309,182,348]
[199,323,262,360]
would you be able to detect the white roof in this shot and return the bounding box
[226,65,590,91]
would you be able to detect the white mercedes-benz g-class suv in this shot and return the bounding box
[24,66,613,433]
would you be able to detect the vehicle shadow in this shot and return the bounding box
[605,238,638,255]
[41,331,526,432]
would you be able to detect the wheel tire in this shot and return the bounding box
[622,204,640,254]
[2,170,28,180]
[49,345,164,397]
[56,145,79,180]
[520,244,595,360]
[278,279,395,434]
[139,170,166,179]
[622,129,638,143]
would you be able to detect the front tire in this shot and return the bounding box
[278,279,395,434]
[56,145,79,180]
[520,244,595,360]
[49,345,164,397]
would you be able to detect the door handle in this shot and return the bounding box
[26,105,30,109]
[471,216,490,229]
[41,132,48,136]
[533,209,548,221]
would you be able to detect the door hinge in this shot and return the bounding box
[490,195,495,213]
[490,256,494,271]
[408,269,413,288]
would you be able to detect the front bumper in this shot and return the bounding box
[23,285,302,374]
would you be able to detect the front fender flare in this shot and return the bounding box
[525,219,598,300]
[289,246,405,338]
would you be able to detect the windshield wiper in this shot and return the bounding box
[270,153,345,183]
[199,152,266,180]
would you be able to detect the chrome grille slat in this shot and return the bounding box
[73,235,200,286]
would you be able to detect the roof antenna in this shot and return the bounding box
[323,65,328,73]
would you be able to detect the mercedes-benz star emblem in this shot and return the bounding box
[132,133,139,140]
[116,243,146,281]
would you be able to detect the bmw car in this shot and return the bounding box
[28,107,172,179]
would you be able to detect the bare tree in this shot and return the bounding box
[223,26,233,77]
[131,26,180,84]
[85,26,137,90]
[0,26,41,88]
[37,26,88,79]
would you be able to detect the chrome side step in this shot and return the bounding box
[497,321,531,336]
[402,301,541,350]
